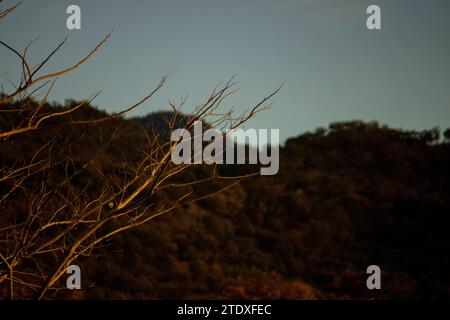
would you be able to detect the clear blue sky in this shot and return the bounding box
[1,0,450,142]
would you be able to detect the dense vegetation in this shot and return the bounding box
[2,101,450,299]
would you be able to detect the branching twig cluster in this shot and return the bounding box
[0,2,278,300]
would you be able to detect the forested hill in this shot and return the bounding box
[86,117,450,299]
[2,102,450,299]
[240,121,450,299]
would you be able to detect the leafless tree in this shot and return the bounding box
[0,2,280,299]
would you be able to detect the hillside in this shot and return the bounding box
[2,102,450,299]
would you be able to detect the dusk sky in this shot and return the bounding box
[1,0,450,142]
